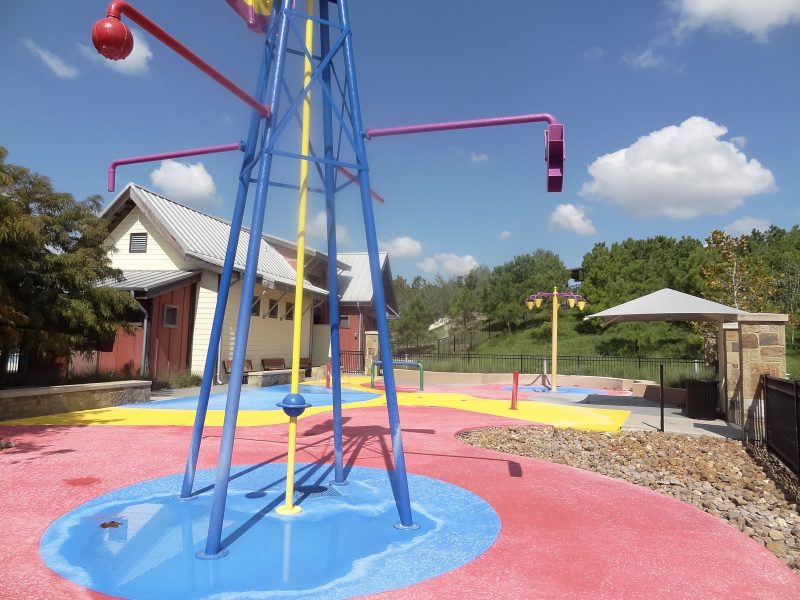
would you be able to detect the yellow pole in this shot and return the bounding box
[277,0,315,517]
[551,287,558,393]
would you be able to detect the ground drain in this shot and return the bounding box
[294,485,343,500]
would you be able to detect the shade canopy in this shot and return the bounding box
[585,288,747,325]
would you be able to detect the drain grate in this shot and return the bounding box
[293,485,342,500]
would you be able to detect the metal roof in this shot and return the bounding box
[337,252,398,315]
[103,270,201,299]
[103,184,326,296]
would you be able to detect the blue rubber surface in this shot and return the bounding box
[40,464,500,599]
[125,384,380,411]
[501,385,622,395]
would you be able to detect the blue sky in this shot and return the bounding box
[2,1,799,280]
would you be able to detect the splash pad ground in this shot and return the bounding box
[40,463,498,599]
[1,378,799,599]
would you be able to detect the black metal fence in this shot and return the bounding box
[388,351,705,382]
[340,350,364,374]
[393,330,496,354]
[763,375,800,475]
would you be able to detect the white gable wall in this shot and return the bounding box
[105,207,193,271]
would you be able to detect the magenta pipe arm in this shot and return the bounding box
[104,2,270,117]
[107,142,244,191]
[365,113,557,139]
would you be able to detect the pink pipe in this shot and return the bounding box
[366,113,557,139]
[107,142,243,191]
[104,2,270,117]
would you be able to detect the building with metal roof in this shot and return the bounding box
[82,183,398,381]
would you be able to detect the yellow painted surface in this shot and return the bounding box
[1,379,629,432]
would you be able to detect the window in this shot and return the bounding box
[285,302,294,321]
[312,301,328,325]
[251,296,261,317]
[129,232,148,253]
[340,315,350,329]
[267,299,279,318]
[163,304,178,328]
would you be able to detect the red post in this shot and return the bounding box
[511,370,519,410]
[326,363,331,389]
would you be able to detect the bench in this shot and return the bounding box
[261,358,286,370]
[223,359,255,383]
[261,357,312,376]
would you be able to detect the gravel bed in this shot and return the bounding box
[459,426,800,572]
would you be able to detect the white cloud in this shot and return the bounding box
[306,211,351,245]
[416,257,438,273]
[78,27,153,75]
[675,0,800,40]
[470,152,490,164]
[149,160,220,206]
[724,216,771,236]
[730,135,747,148]
[416,253,478,276]
[22,39,78,79]
[583,46,604,61]
[497,230,512,240]
[579,116,775,219]
[378,236,422,257]
[623,47,665,69]
[548,204,596,235]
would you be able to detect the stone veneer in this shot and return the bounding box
[720,314,788,436]
[0,380,151,421]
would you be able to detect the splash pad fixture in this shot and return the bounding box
[41,1,565,595]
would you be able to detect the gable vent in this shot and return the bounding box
[129,232,148,253]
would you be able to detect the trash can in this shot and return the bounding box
[685,379,719,420]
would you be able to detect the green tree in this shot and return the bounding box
[393,295,431,344]
[0,147,137,379]
[702,229,774,311]
[580,236,706,312]
[449,286,477,329]
[482,250,568,332]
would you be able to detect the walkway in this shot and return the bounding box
[0,381,794,598]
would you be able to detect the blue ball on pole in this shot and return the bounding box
[277,393,311,417]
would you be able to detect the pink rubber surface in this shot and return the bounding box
[1,407,798,599]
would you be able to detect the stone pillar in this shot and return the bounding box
[364,330,379,376]
[721,322,741,422]
[733,314,788,439]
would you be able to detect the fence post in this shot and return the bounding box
[795,378,799,481]
[511,370,519,410]
[659,364,665,432]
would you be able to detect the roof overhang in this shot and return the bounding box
[103,270,202,299]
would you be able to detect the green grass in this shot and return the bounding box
[787,351,800,378]
[473,312,703,359]
[151,371,202,391]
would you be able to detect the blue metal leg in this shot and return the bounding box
[199,5,293,559]
[180,25,276,500]
[319,0,345,485]
[337,0,416,529]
